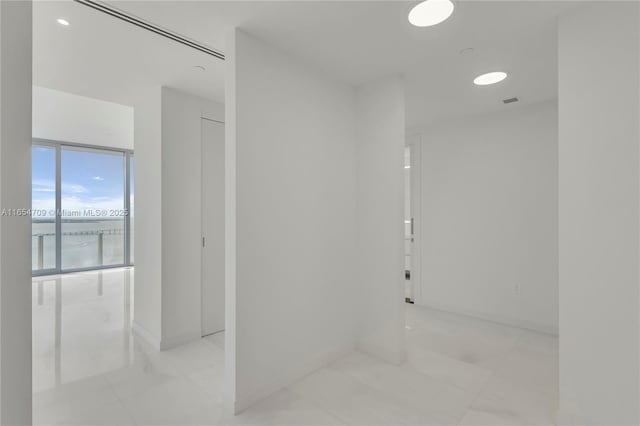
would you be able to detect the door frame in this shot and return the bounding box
[408,135,422,305]
[200,116,226,337]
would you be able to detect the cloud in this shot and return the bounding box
[33,187,55,193]
[32,179,55,193]
[92,176,104,181]
[62,183,88,194]
[31,198,55,213]
[31,193,127,219]
[60,196,124,215]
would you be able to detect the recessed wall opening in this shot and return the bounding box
[404,145,414,304]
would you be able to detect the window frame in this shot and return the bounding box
[32,138,134,276]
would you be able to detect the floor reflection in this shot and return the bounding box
[32,268,134,392]
[32,268,228,426]
[32,268,557,426]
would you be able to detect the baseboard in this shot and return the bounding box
[233,342,355,414]
[416,301,559,336]
[132,320,161,351]
[133,321,204,352]
[159,331,202,351]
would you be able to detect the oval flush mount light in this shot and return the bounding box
[57,18,70,26]
[474,71,507,86]
[408,0,455,27]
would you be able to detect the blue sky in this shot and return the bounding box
[32,146,129,217]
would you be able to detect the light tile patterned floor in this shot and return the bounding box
[33,269,558,425]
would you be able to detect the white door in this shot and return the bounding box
[201,118,225,336]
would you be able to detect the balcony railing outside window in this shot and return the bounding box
[32,141,134,275]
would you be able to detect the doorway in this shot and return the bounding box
[405,139,421,305]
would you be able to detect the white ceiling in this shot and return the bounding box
[33,0,225,107]
[36,0,583,128]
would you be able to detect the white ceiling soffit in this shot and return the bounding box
[33,0,226,107]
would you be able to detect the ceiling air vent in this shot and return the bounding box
[503,97,519,104]
[73,0,224,60]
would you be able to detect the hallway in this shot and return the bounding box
[32,269,557,425]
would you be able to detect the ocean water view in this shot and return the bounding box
[32,218,134,271]
[32,144,134,273]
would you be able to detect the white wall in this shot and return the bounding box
[131,86,163,346]
[132,86,223,350]
[226,29,358,413]
[413,101,559,334]
[0,1,32,424]
[225,34,238,410]
[161,87,223,348]
[558,3,640,424]
[33,85,133,150]
[355,76,406,364]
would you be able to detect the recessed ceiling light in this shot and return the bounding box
[57,18,70,26]
[459,47,475,56]
[474,71,507,86]
[408,0,455,27]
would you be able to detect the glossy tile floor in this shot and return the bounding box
[33,269,558,425]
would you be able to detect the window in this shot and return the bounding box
[61,147,126,269]
[32,146,56,272]
[32,140,134,275]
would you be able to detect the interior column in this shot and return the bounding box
[0,1,33,424]
[558,3,640,424]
